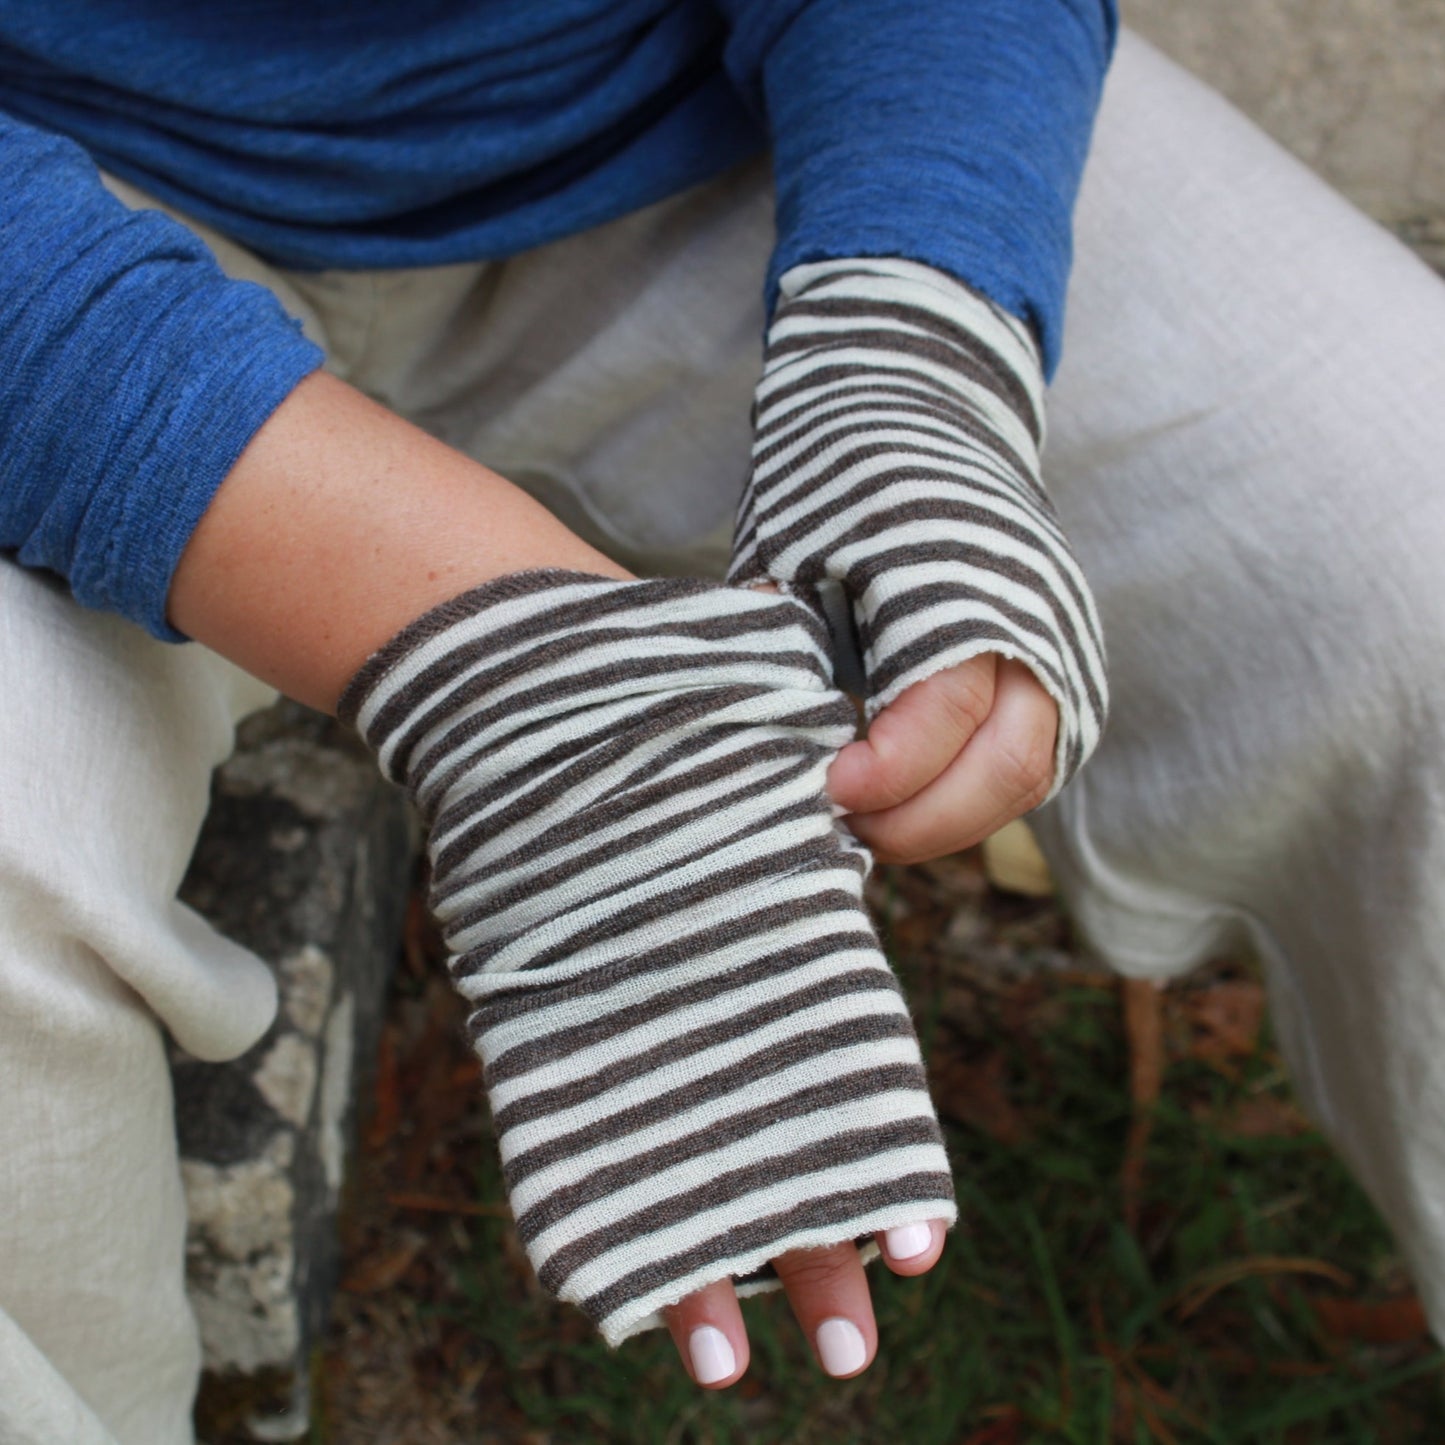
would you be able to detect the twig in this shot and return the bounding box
[387,1191,511,1218]
[1171,1256,1354,1319]
[1120,977,1165,1230]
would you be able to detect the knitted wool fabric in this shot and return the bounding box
[731,257,1109,799]
[340,570,956,1345]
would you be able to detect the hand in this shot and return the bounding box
[345,573,957,1349]
[657,657,1048,1390]
[828,655,1060,864]
[664,1219,948,1387]
[729,258,1107,815]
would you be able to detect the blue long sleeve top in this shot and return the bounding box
[0,0,1115,639]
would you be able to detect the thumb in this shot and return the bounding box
[827,654,998,814]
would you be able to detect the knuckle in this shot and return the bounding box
[993,729,1055,809]
[935,667,994,739]
[775,1244,854,1292]
[866,762,919,812]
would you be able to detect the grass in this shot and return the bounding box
[319,862,1445,1443]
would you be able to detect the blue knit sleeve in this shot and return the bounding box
[0,111,324,640]
[713,0,1116,375]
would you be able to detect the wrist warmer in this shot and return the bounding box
[340,570,956,1345]
[730,257,1109,799]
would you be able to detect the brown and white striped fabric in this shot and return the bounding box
[340,569,956,1346]
[731,257,1109,798]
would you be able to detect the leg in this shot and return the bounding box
[0,564,277,1444]
[28,163,771,1431]
[306,60,1445,1333]
[1034,31,1445,1325]
[326,157,777,581]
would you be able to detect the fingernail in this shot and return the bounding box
[815,1317,867,1376]
[884,1221,933,1261]
[688,1325,736,1385]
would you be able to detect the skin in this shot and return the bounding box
[169,368,1059,1388]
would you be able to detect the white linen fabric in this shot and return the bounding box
[0,565,277,1445]
[3,29,1445,1443]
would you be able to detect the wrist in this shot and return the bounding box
[168,370,632,711]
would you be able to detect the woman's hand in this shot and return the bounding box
[829,656,1060,865]
[659,656,1052,1389]
[729,258,1107,832]
[664,1218,948,1386]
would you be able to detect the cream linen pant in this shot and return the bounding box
[4,31,1445,1444]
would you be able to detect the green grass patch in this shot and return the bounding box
[429,948,1443,1444]
[319,865,1442,1441]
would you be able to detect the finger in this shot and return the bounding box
[827,655,998,815]
[846,659,1058,865]
[772,1239,877,1378]
[663,1276,749,1388]
[875,1217,948,1277]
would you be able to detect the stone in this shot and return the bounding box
[1123,0,1445,272]
[172,701,414,1444]
[318,993,357,1198]
[183,1134,300,1376]
[279,946,334,1039]
[253,1035,319,1131]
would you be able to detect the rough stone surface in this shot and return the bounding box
[183,1135,301,1378]
[173,702,414,1444]
[1124,0,1445,271]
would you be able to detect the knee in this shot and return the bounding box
[0,560,242,893]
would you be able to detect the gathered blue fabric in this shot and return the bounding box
[0,0,1115,639]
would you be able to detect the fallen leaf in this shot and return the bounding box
[1121,977,1165,1230]
[930,1048,1028,1144]
[961,1406,1025,1445]
[1090,1294,1206,1444]
[365,1023,401,1151]
[982,820,1055,898]
[894,911,948,951]
[1210,1093,1311,1139]
[1267,1358,1347,1378]
[387,1191,510,1219]
[342,1232,426,1294]
[1312,1293,1429,1344]
[403,885,440,977]
[400,978,476,1184]
[1183,980,1266,1067]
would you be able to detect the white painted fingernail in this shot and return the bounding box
[815,1317,867,1376]
[884,1221,933,1260]
[688,1325,735,1385]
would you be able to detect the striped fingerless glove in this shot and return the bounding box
[731,257,1108,799]
[340,570,956,1345]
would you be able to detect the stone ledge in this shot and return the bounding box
[172,702,415,1444]
[1123,0,1445,274]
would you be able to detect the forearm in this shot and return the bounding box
[717,0,1115,374]
[168,370,632,711]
